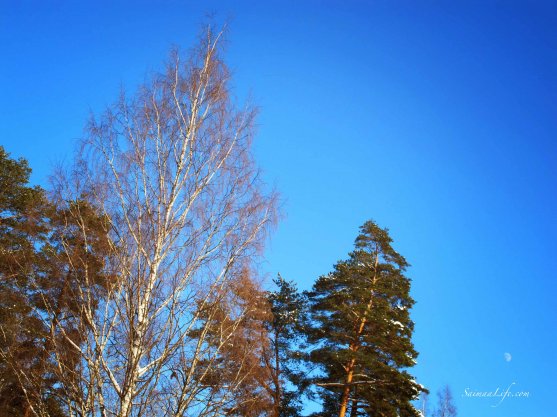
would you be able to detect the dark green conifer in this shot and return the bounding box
[307,220,425,417]
[0,146,112,417]
[265,274,306,417]
[0,146,53,416]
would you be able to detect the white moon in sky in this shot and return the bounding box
[504,352,512,362]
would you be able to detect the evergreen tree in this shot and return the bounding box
[306,220,425,417]
[0,146,57,416]
[265,274,306,417]
[0,146,112,416]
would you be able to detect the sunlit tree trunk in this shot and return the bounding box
[338,250,379,417]
[45,25,277,417]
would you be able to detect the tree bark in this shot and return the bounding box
[338,248,379,417]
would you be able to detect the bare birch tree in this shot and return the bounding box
[42,25,277,417]
[433,386,457,417]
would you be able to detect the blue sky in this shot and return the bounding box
[2,1,556,416]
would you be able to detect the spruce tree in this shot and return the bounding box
[265,274,306,417]
[307,220,425,417]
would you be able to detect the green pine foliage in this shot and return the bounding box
[0,146,112,417]
[266,274,307,416]
[306,220,425,417]
[0,146,56,416]
[1,145,428,417]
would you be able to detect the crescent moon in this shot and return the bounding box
[504,352,512,362]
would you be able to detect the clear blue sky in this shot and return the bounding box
[2,1,556,416]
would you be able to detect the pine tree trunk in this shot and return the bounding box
[338,358,356,417]
[338,250,379,417]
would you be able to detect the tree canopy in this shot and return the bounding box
[307,220,425,417]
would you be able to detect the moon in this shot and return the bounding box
[504,352,512,362]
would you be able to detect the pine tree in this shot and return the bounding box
[265,274,306,417]
[0,146,113,416]
[0,146,52,416]
[307,220,425,417]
